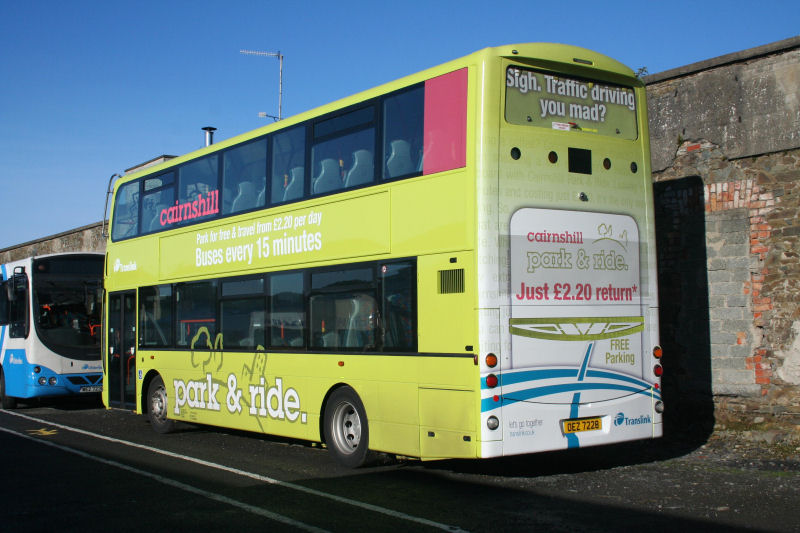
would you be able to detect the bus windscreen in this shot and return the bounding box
[505,66,638,140]
[33,256,103,360]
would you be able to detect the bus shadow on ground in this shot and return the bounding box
[418,428,705,478]
[303,453,755,533]
[9,394,104,411]
[653,176,715,450]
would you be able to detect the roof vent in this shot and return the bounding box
[202,126,217,147]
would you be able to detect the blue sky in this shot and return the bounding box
[1,0,797,249]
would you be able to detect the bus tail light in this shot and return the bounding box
[653,364,663,377]
[485,353,498,368]
[487,416,499,430]
[654,401,664,414]
[486,374,498,388]
[653,345,663,359]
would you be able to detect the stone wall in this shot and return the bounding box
[646,36,800,425]
[0,222,105,264]
[648,38,800,172]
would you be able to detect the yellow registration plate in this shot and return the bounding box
[562,417,602,434]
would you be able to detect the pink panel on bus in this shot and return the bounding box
[423,68,467,175]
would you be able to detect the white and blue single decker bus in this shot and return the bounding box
[1,253,104,408]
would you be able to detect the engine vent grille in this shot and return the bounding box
[438,268,465,294]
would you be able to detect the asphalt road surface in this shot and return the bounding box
[0,398,797,532]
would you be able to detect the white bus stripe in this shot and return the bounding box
[2,411,467,532]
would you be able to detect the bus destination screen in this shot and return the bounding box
[505,65,638,140]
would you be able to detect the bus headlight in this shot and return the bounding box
[487,416,499,430]
[38,377,47,385]
[49,377,58,386]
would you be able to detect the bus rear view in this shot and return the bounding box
[477,45,662,458]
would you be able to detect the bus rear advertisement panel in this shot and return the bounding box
[477,208,659,456]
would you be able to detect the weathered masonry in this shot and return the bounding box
[0,222,105,264]
[646,36,800,426]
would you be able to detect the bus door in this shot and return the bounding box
[107,291,136,409]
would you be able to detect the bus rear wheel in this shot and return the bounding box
[0,368,17,410]
[147,375,175,434]
[323,386,369,468]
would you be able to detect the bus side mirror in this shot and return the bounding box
[7,267,29,338]
[8,267,26,302]
[0,282,8,325]
[5,279,14,303]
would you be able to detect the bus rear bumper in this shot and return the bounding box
[480,392,662,459]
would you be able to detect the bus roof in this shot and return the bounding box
[114,42,637,186]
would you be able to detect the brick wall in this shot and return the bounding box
[646,37,800,425]
[653,141,800,421]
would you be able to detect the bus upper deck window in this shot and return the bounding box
[382,85,424,180]
[271,126,306,205]
[112,180,140,240]
[311,107,375,196]
[177,155,220,224]
[223,138,267,215]
[141,172,175,235]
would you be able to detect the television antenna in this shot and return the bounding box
[239,49,284,121]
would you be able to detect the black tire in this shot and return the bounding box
[0,367,17,410]
[147,375,175,434]
[323,386,369,468]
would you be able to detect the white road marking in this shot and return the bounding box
[2,410,467,532]
[0,424,329,532]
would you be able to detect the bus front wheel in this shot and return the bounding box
[0,367,17,410]
[147,375,175,434]
[323,387,369,468]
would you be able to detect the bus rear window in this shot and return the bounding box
[505,66,638,140]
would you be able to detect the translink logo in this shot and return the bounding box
[614,412,651,426]
[113,258,137,273]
